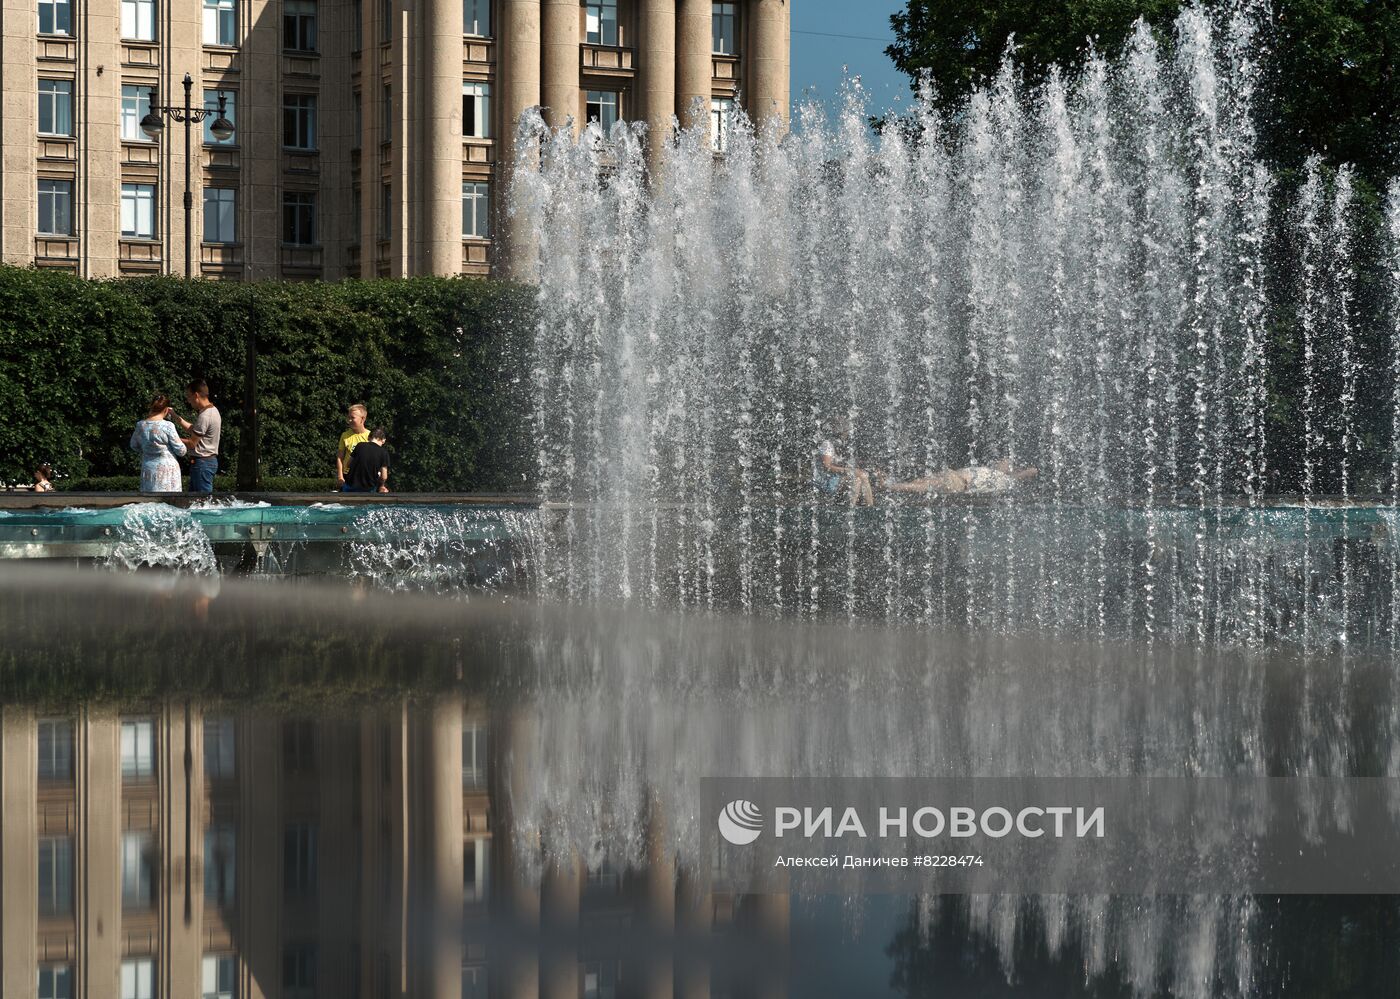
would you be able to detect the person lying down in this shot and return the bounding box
[881,458,1039,495]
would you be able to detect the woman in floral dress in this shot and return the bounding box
[129,394,187,493]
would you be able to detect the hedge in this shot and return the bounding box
[0,267,536,492]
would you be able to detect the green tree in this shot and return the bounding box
[886,0,1400,189]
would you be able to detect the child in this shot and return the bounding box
[336,403,370,490]
[343,427,391,493]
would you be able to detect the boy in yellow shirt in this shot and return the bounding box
[337,403,371,490]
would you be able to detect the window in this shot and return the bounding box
[463,0,488,36]
[284,822,317,896]
[202,955,235,999]
[712,2,736,54]
[204,715,236,776]
[353,0,361,47]
[282,192,316,245]
[121,832,154,909]
[462,81,489,138]
[121,0,155,39]
[585,90,618,132]
[462,721,487,788]
[203,187,236,244]
[282,93,316,149]
[38,80,73,136]
[283,0,316,51]
[202,90,235,144]
[462,965,487,999]
[282,720,316,772]
[379,183,391,239]
[381,83,391,137]
[38,837,73,917]
[282,945,316,999]
[204,822,237,905]
[464,837,489,902]
[462,182,489,238]
[38,964,73,999]
[585,0,617,45]
[121,85,154,142]
[203,0,235,45]
[581,962,619,999]
[352,91,361,147]
[380,0,391,40]
[37,718,74,779]
[121,717,155,776]
[121,959,154,999]
[352,188,361,240]
[38,0,72,35]
[710,97,733,152]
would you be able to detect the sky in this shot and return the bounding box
[789,0,909,123]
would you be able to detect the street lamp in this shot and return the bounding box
[140,73,235,278]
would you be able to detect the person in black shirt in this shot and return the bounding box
[343,427,391,493]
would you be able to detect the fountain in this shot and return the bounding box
[518,1,1400,653]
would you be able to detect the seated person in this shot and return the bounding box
[342,427,391,493]
[813,425,875,507]
[882,458,1038,495]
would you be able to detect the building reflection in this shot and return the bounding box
[0,702,787,999]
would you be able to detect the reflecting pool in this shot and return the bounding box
[2,567,1397,998]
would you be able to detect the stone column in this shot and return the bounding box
[422,0,464,274]
[540,0,578,132]
[637,0,675,169]
[418,700,464,999]
[0,0,37,266]
[746,0,788,132]
[79,0,121,275]
[159,706,202,999]
[0,709,37,999]
[498,0,542,280]
[82,714,122,999]
[674,0,711,134]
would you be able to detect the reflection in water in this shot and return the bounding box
[1,568,1397,998]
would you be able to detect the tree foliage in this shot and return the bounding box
[887,0,1399,189]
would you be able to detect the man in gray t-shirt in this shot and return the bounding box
[177,380,221,494]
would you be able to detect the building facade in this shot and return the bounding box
[0,702,788,999]
[0,0,790,281]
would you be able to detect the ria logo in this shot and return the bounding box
[718,799,764,846]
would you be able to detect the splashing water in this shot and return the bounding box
[105,503,217,575]
[517,3,1397,650]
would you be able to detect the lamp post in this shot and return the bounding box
[139,73,234,278]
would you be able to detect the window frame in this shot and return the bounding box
[282,0,316,52]
[37,836,73,918]
[202,187,237,245]
[204,822,237,906]
[38,0,72,36]
[120,0,156,41]
[37,79,74,137]
[461,181,490,239]
[710,96,733,152]
[584,0,617,45]
[202,954,235,999]
[120,717,156,776]
[281,92,317,150]
[585,89,618,133]
[202,89,237,145]
[38,963,73,999]
[37,718,74,779]
[282,191,317,246]
[121,958,155,999]
[711,1,736,55]
[121,831,155,910]
[462,80,490,139]
[121,84,155,143]
[462,0,489,37]
[202,0,236,46]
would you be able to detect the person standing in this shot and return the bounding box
[175,380,221,494]
[130,394,187,493]
[336,403,370,489]
[343,427,391,493]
